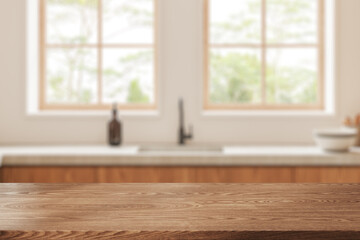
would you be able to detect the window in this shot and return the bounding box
[39,0,157,110]
[204,0,325,110]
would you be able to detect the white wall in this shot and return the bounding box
[0,0,360,146]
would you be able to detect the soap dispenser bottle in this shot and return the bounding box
[108,103,122,146]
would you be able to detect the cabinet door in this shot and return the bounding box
[0,167,98,183]
[95,167,294,183]
[294,167,360,183]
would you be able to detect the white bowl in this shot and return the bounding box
[314,128,357,152]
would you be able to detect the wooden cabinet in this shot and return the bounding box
[1,167,360,183]
[294,167,360,183]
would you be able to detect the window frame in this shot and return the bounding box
[203,0,325,111]
[38,0,158,111]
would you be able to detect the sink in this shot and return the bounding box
[139,145,223,154]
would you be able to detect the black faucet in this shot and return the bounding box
[178,98,193,145]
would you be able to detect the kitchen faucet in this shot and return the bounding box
[178,98,193,145]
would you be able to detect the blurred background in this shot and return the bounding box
[0,0,360,184]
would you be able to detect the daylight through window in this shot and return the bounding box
[39,0,157,110]
[204,0,325,110]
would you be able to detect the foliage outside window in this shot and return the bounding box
[40,0,156,110]
[204,0,325,110]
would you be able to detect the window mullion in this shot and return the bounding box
[39,0,46,109]
[261,0,267,106]
[97,0,103,105]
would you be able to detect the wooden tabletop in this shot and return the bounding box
[1,183,360,240]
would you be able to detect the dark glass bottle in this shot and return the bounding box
[108,104,122,146]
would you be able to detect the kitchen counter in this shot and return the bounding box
[1,183,360,239]
[1,146,360,167]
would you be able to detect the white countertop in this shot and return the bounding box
[1,145,360,167]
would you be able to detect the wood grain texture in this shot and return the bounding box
[2,167,360,184]
[2,231,360,240]
[1,183,360,240]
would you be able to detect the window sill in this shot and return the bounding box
[26,110,161,119]
[201,110,337,119]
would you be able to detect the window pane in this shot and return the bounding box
[46,48,98,104]
[209,49,262,104]
[209,0,261,44]
[103,0,154,44]
[102,49,154,104]
[267,0,318,44]
[46,0,98,44]
[266,48,318,104]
